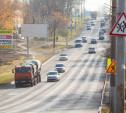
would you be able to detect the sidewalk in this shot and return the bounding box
[103,75,110,107]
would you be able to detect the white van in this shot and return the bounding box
[75,38,83,48]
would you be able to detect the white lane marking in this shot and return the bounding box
[8,93,18,96]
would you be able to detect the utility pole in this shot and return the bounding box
[110,0,117,112]
[115,0,125,112]
[71,16,72,39]
[27,37,29,58]
[66,3,68,47]
[81,1,82,21]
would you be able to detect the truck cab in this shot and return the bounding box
[13,60,42,87]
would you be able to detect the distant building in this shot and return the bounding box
[12,0,29,3]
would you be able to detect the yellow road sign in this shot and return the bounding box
[0,30,13,35]
[107,58,111,69]
[0,45,13,49]
[106,60,116,73]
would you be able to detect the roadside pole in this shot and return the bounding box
[110,0,117,112]
[66,4,68,47]
[27,37,29,58]
[115,0,125,112]
[71,16,72,39]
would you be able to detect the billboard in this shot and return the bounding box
[85,11,91,19]
[0,30,13,49]
[21,24,48,37]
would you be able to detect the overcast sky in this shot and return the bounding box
[85,0,110,11]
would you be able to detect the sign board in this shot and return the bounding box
[109,12,126,36]
[106,60,116,73]
[0,30,13,49]
[21,24,48,37]
[84,11,91,19]
[107,58,111,68]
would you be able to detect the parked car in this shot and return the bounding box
[55,64,65,73]
[81,37,87,43]
[75,38,83,47]
[91,38,97,44]
[47,71,59,82]
[99,35,104,40]
[88,47,96,54]
[59,53,68,61]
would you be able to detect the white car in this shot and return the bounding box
[88,47,96,54]
[59,53,68,61]
[47,71,59,82]
[55,64,65,73]
[75,38,83,47]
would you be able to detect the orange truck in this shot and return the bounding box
[91,11,97,20]
[13,60,42,87]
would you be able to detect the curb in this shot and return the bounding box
[98,73,108,113]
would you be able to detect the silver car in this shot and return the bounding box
[88,47,96,54]
[55,64,65,73]
[59,53,68,61]
[47,71,59,82]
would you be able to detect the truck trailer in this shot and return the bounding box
[13,60,42,87]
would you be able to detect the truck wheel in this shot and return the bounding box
[31,79,34,87]
[39,75,41,82]
[37,77,39,83]
[15,84,19,88]
[34,77,37,86]
[31,81,33,87]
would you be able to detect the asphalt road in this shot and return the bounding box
[0,19,109,113]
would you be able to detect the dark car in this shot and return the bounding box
[55,64,65,73]
[99,30,104,36]
[81,37,87,43]
[91,39,97,44]
[99,35,104,40]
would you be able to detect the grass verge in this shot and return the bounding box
[101,108,110,113]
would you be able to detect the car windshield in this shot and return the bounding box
[55,64,64,67]
[75,40,82,43]
[82,37,86,39]
[92,39,96,41]
[60,54,67,56]
[89,47,95,49]
[48,72,57,75]
[15,67,31,73]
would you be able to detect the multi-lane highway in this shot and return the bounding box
[0,19,109,113]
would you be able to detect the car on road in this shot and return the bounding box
[86,25,91,30]
[75,38,83,47]
[99,30,104,36]
[47,71,59,82]
[59,53,68,61]
[101,26,107,33]
[55,64,65,73]
[88,47,96,54]
[81,37,87,43]
[99,35,104,40]
[91,38,97,44]
[91,20,95,26]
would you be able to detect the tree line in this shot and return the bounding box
[0,0,78,37]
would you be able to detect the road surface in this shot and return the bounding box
[0,19,109,113]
